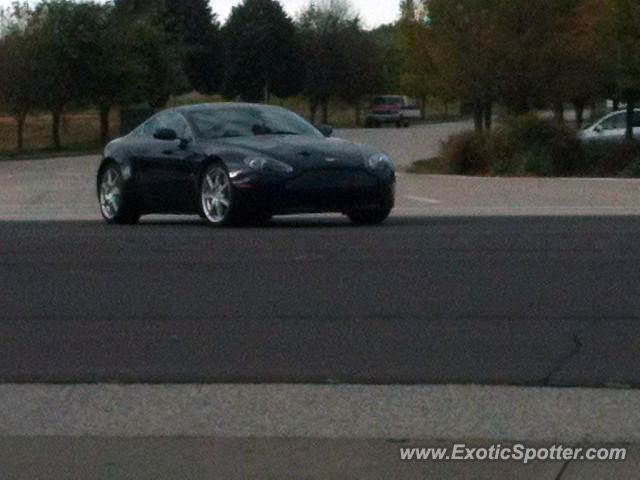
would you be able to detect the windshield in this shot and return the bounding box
[186,106,323,140]
[372,96,402,106]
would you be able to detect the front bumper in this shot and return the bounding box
[230,168,395,215]
[367,113,402,123]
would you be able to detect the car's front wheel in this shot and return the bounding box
[200,163,236,226]
[347,206,392,225]
[99,164,139,224]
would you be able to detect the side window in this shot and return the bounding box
[171,114,193,141]
[134,116,160,136]
[634,111,640,128]
[601,113,626,130]
[133,111,193,139]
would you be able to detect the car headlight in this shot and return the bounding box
[244,156,293,174]
[366,153,394,171]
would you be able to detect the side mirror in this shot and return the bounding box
[317,124,333,137]
[153,128,178,141]
[594,124,603,133]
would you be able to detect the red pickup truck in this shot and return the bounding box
[365,95,421,128]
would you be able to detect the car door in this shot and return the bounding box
[598,112,626,141]
[136,111,198,212]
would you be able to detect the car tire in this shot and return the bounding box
[200,163,237,226]
[98,163,140,224]
[347,206,392,225]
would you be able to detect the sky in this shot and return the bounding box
[0,0,399,29]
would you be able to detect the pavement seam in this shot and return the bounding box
[543,333,584,386]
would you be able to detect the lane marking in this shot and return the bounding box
[0,384,638,442]
[422,174,640,183]
[404,195,442,204]
[429,205,640,211]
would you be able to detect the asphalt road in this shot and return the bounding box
[1,215,639,386]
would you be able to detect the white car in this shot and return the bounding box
[580,109,640,142]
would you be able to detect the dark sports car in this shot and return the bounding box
[97,103,395,226]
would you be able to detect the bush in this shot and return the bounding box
[441,130,512,175]
[583,138,640,177]
[440,115,584,176]
[501,115,584,175]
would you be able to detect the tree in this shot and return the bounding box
[426,0,591,130]
[337,24,381,125]
[26,0,96,149]
[164,0,225,94]
[598,0,640,139]
[298,0,378,124]
[80,4,155,145]
[0,28,38,150]
[398,0,439,120]
[115,0,225,95]
[427,0,500,131]
[223,0,303,102]
[369,24,407,93]
[540,0,607,127]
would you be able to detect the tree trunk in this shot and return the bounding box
[263,83,270,104]
[321,99,329,125]
[613,99,620,111]
[420,95,427,120]
[99,105,111,147]
[473,103,484,133]
[573,101,585,129]
[589,102,597,122]
[309,98,318,124]
[626,98,634,140]
[51,108,62,150]
[353,102,361,127]
[554,102,564,124]
[484,101,492,131]
[15,111,26,151]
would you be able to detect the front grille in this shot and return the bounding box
[285,169,377,191]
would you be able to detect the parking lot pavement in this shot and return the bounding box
[395,172,640,216]
[0,437,570,480]
[2,153,640,220]
[336,120,473,168]
[1,385,638,478]
[4,437,637,479]
[2,136,640,478]
[0,155,101,220]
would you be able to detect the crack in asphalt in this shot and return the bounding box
[542,334,584,386]
[554,459,571,480]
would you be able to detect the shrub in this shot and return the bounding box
[441,130,512,175]
[501,114,584,175]
[583,138,640,177]
[440,115,584,176]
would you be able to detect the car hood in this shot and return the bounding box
[208,135,368,170]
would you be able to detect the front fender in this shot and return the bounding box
[97,138,137,196]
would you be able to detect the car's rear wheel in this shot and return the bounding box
[200,163,236,226]
[347,206,392,225]
[99,164,139,224]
